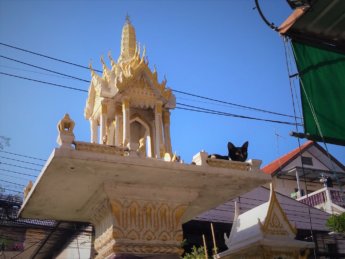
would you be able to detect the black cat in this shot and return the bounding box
[208,141,248,162]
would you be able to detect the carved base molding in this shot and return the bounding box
[93,198,186,259]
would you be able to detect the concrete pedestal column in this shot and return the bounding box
[90,184,197,259]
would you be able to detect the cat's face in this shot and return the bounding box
[228,141,248,162]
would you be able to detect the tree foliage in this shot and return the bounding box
[183,246,207,259]
[326,213,345,234]
[0,136,10,150]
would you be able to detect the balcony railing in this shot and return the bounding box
[297,187,345,209]
[298,188,327,207]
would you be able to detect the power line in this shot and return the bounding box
[1,71,301,127]
[173,89,300,119]
[0,43,299,119]
[0,72,88,93]
[0,155,44,167]
[0,172,33,181]
[176,103,301,126]
[0,42,103,73]
[0,150,46,161]
[0,162,40,172]
[0,55,90,83]
[0,179,25,187]
[0,187,22,194]
[0,168,37,178]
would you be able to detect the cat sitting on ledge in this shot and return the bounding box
[208,141,248,162]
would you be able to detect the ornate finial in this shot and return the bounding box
[119,14,136,63]
[57,113,75,149]
[57,113,75,134]
[125,13,131,24]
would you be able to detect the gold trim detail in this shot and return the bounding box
[74,141,127,156]
[94,199,186,258]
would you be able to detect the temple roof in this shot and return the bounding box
[220,184,314,257]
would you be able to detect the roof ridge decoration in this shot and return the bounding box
[259,183,297,236]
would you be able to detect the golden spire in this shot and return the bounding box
[119,14,137,63]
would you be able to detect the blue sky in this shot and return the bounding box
[0,0,344,193]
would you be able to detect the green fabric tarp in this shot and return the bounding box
[292,41,345,146]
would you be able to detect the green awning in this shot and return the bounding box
[292,41,345,146]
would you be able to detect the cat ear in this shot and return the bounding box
[242,141,249,150]
[228,142,235,150]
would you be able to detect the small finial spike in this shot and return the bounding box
[142,45,146,57]
[100,55,105,65]
[125,13,131,24]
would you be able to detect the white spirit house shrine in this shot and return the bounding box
[19,17,270,259]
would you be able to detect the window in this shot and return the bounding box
[327,243,337,254]
[301,156,313,166]
[294,188,305,196]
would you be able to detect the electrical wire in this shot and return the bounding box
[0,55,90,83]
[254,0,279,31]
[0,72,88,93]
[0,150,46,161]
[0,42,102,73]
[176,103,302,126]
[0,71,301,126]
[0,44,300,119]
[0,168,37,178]
[0,187,22,194]
[0,162,40,172]
[0,179,25,187]
[173,89,299,119]
[0,155,44,167]
[283,37,317,259]
[0,171,33,181]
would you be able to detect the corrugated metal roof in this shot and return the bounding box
[280,0,345,53]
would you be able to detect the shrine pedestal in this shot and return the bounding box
[90,184,197,258]
[20,142,270,258]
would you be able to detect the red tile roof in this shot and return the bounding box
[262,141,314,175]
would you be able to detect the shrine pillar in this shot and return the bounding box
[163,110,172,155]
[108,121,115,145]
[122,98,130,147]
[90,118,98,143]
[99,102,108,144]
[114,105,123,146]
[154,102,163,158]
